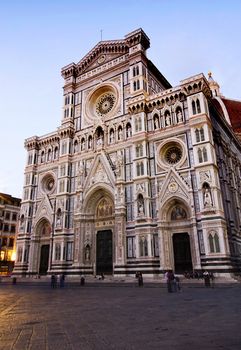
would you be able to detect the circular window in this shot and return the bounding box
[96,93,116,116]
[42,174,55,194]
[165,146,182,164]
[85,83,119,123]
[157,139,186,169]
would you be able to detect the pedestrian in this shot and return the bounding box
[203,270,211,287]
[210,272,215,288]
[60,274,65,287]
[138,272,143,287]
[175,275,181,291]
[80,275,85,286]
[51,274,56,288]
[166,270,174,293]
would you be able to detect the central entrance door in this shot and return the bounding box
[96,230,113,275]
[173,233,192,273]
[39,244,50,275]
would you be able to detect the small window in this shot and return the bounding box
[139,236,148,257]
[136,143,143,158]
[136,162,144,176]
[209,232,220,253]
[55,243,61,261]
[200,127,205,141]
[127,237,136,258]
[47,149,51,162]
[196,99,201,113]
[192,100,196,115]
[40,151,45,163]
[203,147,208,162]
[195,129,200,143]
[54,147,59,160]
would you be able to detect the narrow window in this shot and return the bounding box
[200,127,205,141]
[195,129,200,143]
[203,147,208,162]
[192,100,196,115]
[196,99,201,113]
[209,234,215,253]
[214,233,220,252]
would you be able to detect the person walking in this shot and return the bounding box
[51,274,56,288]
[138,272,143,287]
[166,270,174,293]
[203,270,211,287]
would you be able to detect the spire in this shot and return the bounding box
[208,71,221,97]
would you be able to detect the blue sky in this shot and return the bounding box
[0,0,241,197]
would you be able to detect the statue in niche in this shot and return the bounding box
[110,130,114,143]
[203,187,212,207]
[137,196,144,215]
[165,114,171,126]
[154,117,159,129]
[77,161,84,187]
[177,109,183,123]
[171,206,187,220]
[81,139,85,151]
[56,209,62,227]
[127,125,132,138]
[116,151,123,178]
[118,128,123,141]
[85,245,90,261]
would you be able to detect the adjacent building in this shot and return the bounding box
[14,29,241,277]
[0,193,21,274]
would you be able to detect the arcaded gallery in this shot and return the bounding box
[14,29,241,278]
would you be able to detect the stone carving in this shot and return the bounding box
[168,181,178,193]
[203,188,212,207]
[200,170,211,184]
[116,151,123,178]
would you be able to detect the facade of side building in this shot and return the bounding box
[0,193,21,275]
[14,29,241,278]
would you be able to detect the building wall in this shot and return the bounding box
[0,193,21,274]
[14,29,241,277]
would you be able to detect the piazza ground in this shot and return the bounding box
[0,281,241,350]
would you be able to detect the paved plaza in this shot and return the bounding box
[0,281,241,350]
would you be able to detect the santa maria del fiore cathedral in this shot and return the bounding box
[14,29,241,278]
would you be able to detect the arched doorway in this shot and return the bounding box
[37,219,51,275]
[173,233,192,273]
[95,197,114,275]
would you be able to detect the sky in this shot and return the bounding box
[0,0,241,198]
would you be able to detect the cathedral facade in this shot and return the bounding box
[14,29,241,277]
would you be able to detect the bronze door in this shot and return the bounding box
[173,233,192,273]
[96,230,113,275]
[39,244,50,275]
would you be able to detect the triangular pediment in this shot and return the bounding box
[84,151,116,191]
[158,168,190,206]
[76,40,129,76]
[33,194,53,225]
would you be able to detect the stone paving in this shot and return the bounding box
[0,281,241,350]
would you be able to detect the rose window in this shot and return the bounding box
[42,174,55,193]
[165,146,182,165]
[96,93,116,116]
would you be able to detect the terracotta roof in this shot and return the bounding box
[221,98,241,133]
